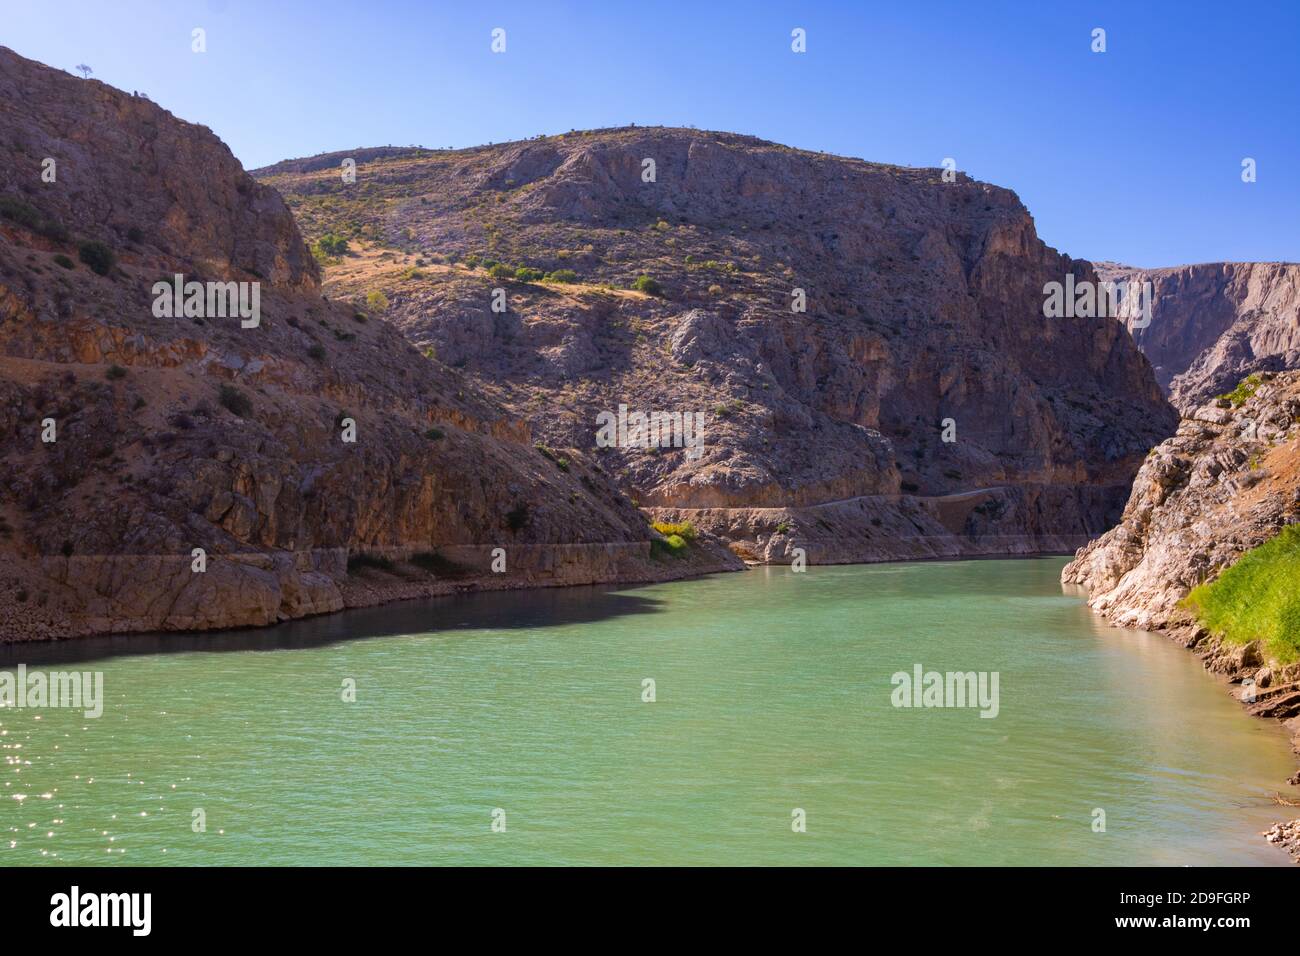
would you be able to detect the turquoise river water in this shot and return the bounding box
[1,558,1293,865]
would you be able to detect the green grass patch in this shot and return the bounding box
[1182,523,1300,662]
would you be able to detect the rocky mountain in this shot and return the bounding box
[1096,261,1300,412]
[0,47,738,642]
[258,128,1176,564]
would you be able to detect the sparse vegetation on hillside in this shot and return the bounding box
[0,195,70,242]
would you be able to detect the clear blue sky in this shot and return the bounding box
[5,0,1296,266]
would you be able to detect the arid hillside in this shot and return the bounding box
[1097,261,1300,412]
[0,48,738,641]
[259,129,1177,562]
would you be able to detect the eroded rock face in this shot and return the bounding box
[1097,261,1300,412]
[261,127,1176,560]
[1062,370,1300,630]
[0,48,740,641]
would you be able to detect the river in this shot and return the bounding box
[1,558,1292,865]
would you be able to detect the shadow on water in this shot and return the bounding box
[0,581,670,668]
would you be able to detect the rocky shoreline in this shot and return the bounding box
[1181,622,1300,864]
[1063,370,1300,862]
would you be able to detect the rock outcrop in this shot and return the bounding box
[1097,261,1300,412]
[260,128,1176,562]
[1062,370,1300,629]
[0,48,739,641]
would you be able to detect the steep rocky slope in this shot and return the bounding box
[1097,261,1300,412]
[0,48,737,641]
[259,129,1176,563]
[1063,370,1300,629]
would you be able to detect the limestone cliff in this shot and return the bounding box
[0,48,739,641]
[1097,261,1300,412]
[260,129,1176,563]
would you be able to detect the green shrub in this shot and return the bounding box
[315,233,350,256]
[105,364,127,380]
[218,383,253,418]
[632,275,662,296]
[487,263,513,280]
[514,266,543,281]
[365,290,389,312]
[307,344,327,361]
[1217,373,1263,408]
[53,254,75,269]
[0,195,42,229]
[78,240,116,276]
[651,520,696,541]
[1182,524,1300,662]
[425,427,445,440]
[544,269,577,283]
